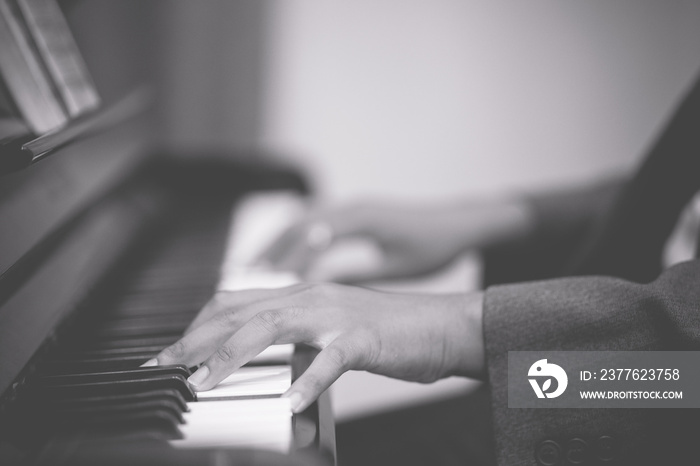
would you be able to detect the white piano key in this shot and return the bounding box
[196,365,292,400]
[185,399,290,413]
[219,190,307,274]
[253,344,295,364]
[172,398,292,451]
[218,267,299,291]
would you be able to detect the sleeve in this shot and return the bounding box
[483,259,700,465]
[481,177,625,286]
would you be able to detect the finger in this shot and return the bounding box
[255,224,305,266]
[283,339,356,413]
[155,309,252,367]
[183,296,226,336]
[157,289,301,366]
[330,259,408,284]
[187,306,309,391]
[273,240,317,274]
[256,225,321,277]
[184,287,297,335]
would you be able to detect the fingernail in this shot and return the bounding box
[285,391,304,413]
[141,358,158,367]
[188,365,210,388]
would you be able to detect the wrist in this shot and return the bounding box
[442,291,485,380]
[454,197,535,251]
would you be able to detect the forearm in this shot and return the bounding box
[450,197,536,252]
[482,175,627,285]
[525,175,626,246]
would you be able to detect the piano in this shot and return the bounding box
[0,1,335,465]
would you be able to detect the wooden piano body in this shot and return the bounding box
[0,109,336,464]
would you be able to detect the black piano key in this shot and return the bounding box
[73,335,179,350]
[84,325,186,340]
[126,269,219,289]
[25,374,196,401]
[104,302,203,317]
[59,408,184,440]
[50,388,189,412]
[53,399,185,425]
[116,280,217,295]
[111,293,212,310]
[37,355,158,375]
[98,301,205,318]
[88,312,196,327]
[53,345,166,358]
[12,389,187,446]
[115,287,214,302]
[34,365,192,386]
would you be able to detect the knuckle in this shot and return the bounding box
[163,340,186,360]
[286,303,307,320]
[324,344,352,370]
[292,282,317,295]
[301,373,325,397]
[214,345,235,363]
[255,309,285,333]
[302,282,339,302]
[212,308,238,327]
[205,291,231,313]
[278,224,304,248]
[212,290,229,305]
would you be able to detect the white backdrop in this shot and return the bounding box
[261,0,700,204]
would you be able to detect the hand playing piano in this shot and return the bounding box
[152,284,485,413]
[257,199,534,283]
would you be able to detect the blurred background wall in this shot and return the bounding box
[155,1,268,150]
[259,0,700,202]
[69,0,700,203]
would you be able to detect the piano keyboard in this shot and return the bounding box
[12,191,317,459]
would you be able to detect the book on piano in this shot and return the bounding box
[0,0,98,135]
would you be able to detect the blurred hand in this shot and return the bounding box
[258,199,533,283]
[153,284,485,413]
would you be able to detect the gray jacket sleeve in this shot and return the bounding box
[483,259,700,465]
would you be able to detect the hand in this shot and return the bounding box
[152,284,485,413]
[258,199,533,283]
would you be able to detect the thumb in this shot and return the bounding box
[323,258,409,284]
[283,340,355,413]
